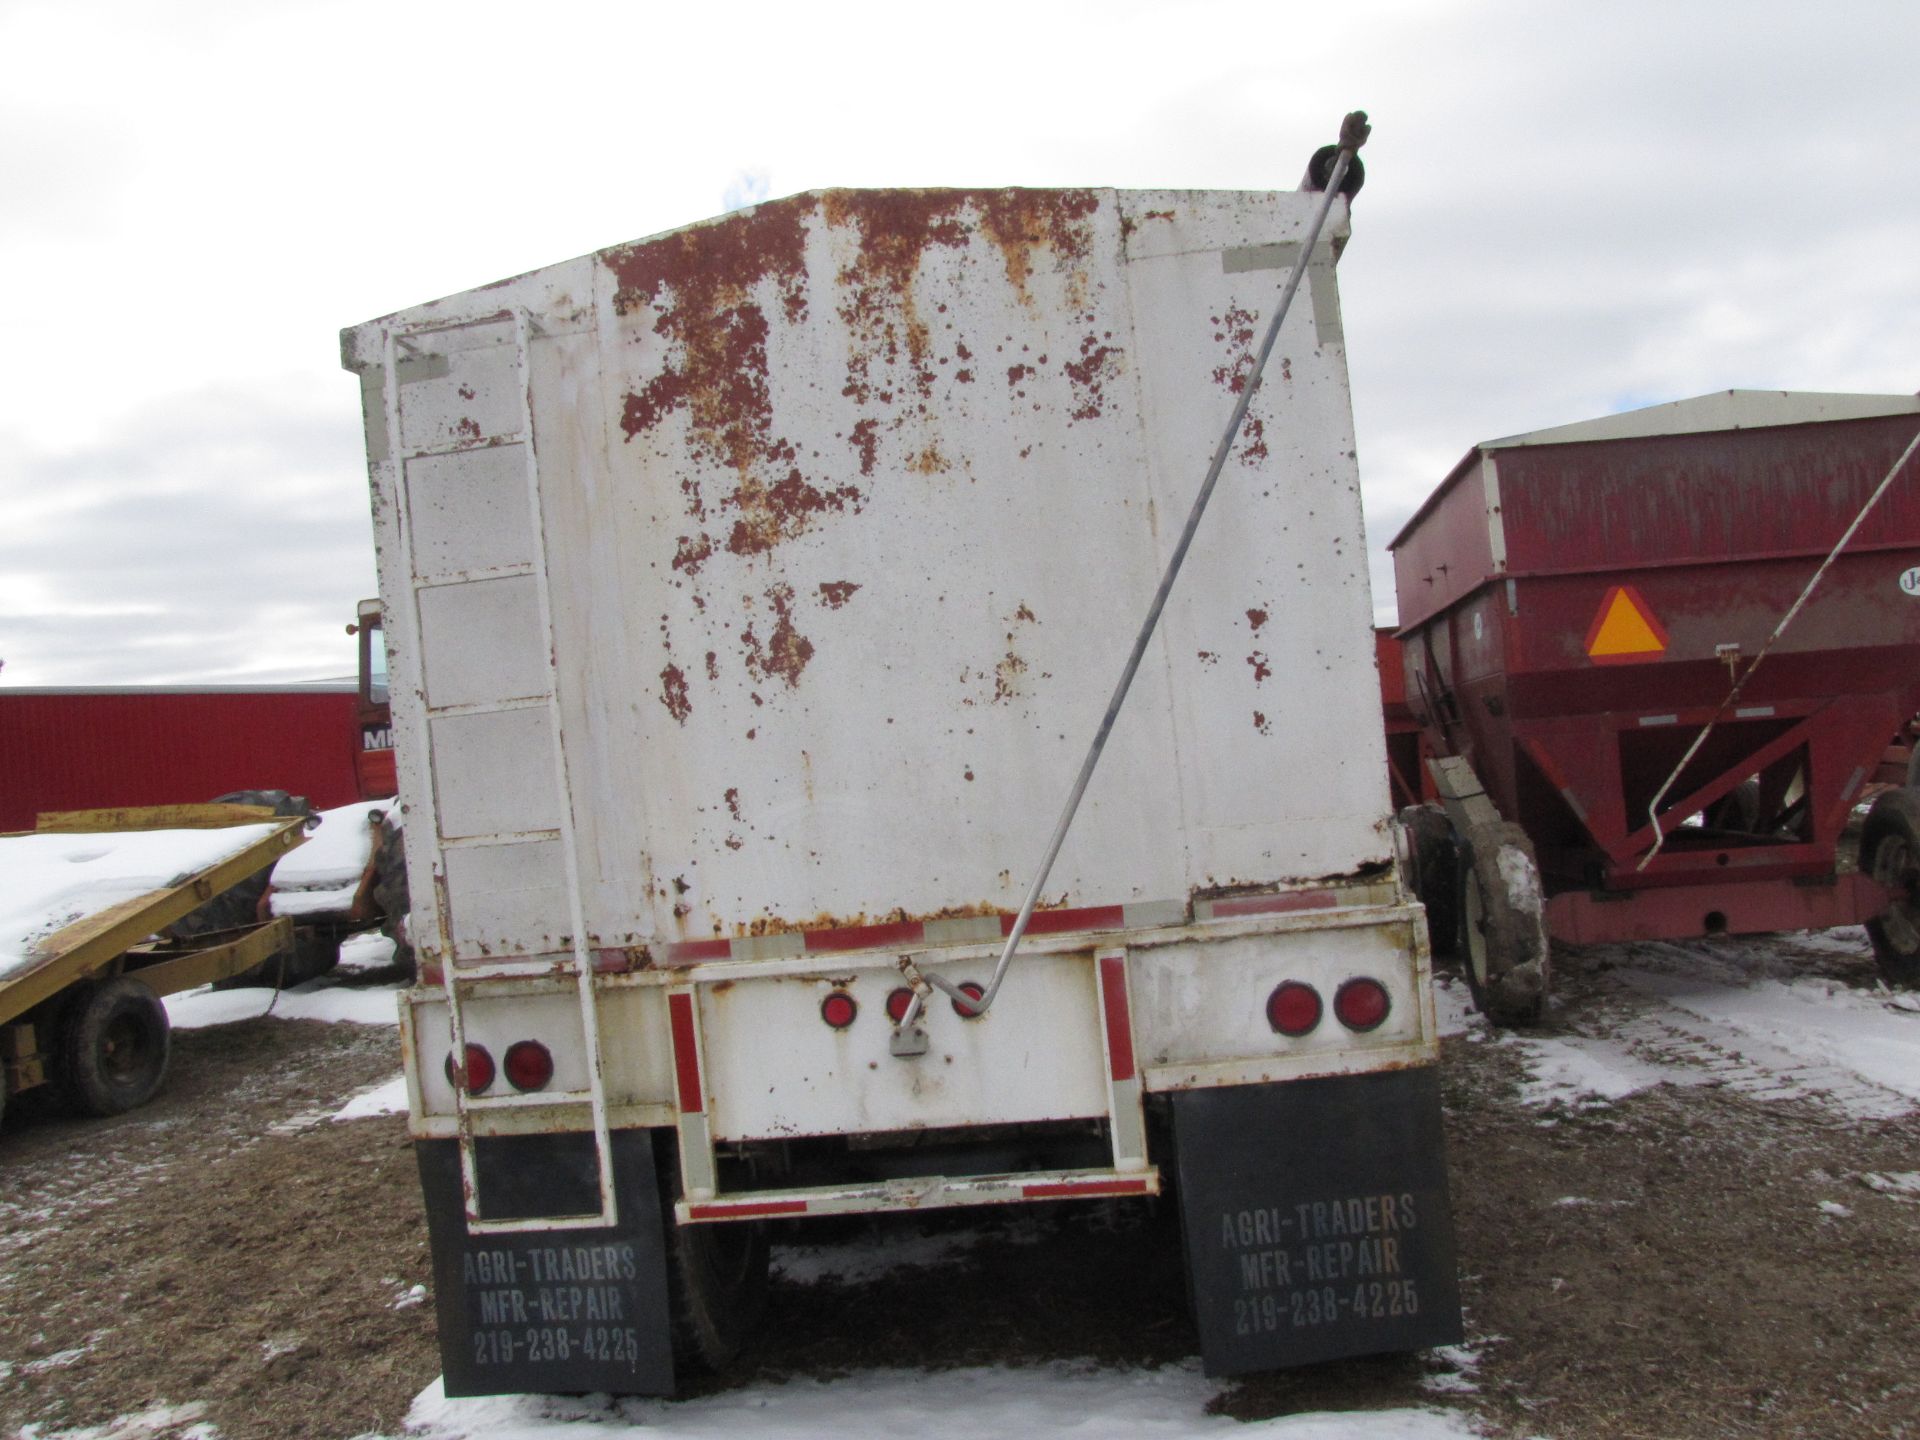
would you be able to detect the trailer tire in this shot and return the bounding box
[1861,789,1920,989]
[1400,806,1460,958]
[1456,821,1550,1026]
[655,1135,769,1373]
[55,976,171,1117]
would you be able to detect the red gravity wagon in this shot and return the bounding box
[1385,390,1920,1022]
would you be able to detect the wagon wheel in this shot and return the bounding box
[1399,805,1460,959]
[654,1134,769,1373]
[55,976,172,1116]
[1454,820,1550,1026]
[1861,789,1920,989]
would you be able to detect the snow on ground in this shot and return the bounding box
[0,824,280,980]
[402,1365,1479,1440]
[334,1074,409,1120]
[1513,1034,1698,1109]
[770,1216,1042,1285]
[164,979,401,1029]
[269,799,396,917]
[340,931,399,972]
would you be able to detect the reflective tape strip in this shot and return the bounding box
[667,991,704,1115]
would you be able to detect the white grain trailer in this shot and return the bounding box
[342,147,1460,1395]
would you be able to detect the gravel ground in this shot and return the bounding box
[2,933,1916,1439]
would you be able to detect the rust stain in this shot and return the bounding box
[704,650,720,681]
[1006,362,1033,391]
[1063,332,1121,423]
[993,650,1028,703]
[741,582,815,688]
[672,533,714,577]
[907,444,948,475]
[1014,603,1036,623]
[660,664,691,724]
[457,384,475,400]
[724,835,744,851]
[963,767,975,781]
[1197,650,1219,665]
[848,417,879,476]
[724,467,864,559]
[1247,651,1272,684]
[1254,710,1271,735]
[725,787,743,820]
[818,580,861,608]
[455,416,482,441]
[1211,304,1258,394]
[1247,607,1269,632]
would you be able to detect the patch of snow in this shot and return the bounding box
[19,1402,215,1439]
[402,1363,1481,1440]
[1856,1171,1920,1201]
[271,883,362,918]
[340,932,398,973]
[0,824,279,981]
[164,980,401,1030]
[1818,1201,1853,1218]
[269,800,393,893]
[260,1337,302,1363]
[1494,844,1542,914]
[1430,975,1481,1039]
[23,1347,89,1374]
[1615,967,1920,1115]
[334,1074,409,1121]
[1513,1034,1696,1108]
[392,1283,428,1311]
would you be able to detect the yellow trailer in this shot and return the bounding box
[0,804,308,1123]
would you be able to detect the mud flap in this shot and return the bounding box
[416,1131,676,1397]
[1171,1067,1462,1374]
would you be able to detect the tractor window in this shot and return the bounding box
[362,622,390,704]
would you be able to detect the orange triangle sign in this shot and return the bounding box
[1585,585,1668,663]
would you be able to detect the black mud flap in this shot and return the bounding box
[417,1131,676,1397]
[1171,1067,1462,1374]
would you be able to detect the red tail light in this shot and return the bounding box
[1266,982,1322,1036]
[885,988,916,1023]
[504,1039,554,1091]
[1334,978,1391,1032]
[821,991,858,1029]
[445,1043,495,1093]
[951,981,986,1018]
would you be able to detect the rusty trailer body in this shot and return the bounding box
[343,180,1461,1395]
[1389,392,1920,976]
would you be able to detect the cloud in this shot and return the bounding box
[723,168,773,213]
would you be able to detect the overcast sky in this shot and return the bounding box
[2,0,1915,686]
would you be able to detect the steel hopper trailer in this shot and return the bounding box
[341,115,1461,1395]
[1389,392,1920,1023]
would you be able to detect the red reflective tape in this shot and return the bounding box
[1099,954,1135,1083]
[660,938,732,965]
[1022,1178,1152,1200]
[805,919,926,954]
[1014,905,1126,937]
[1207,890,1336,919]
[667,992,704,1114]
[686,1199,808,1220]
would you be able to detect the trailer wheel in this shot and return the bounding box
[55,976,171,1116]
[1455,821,1550,1026]
[1400,806,1460,958]
[655,1136,769,1372]
[1861,789,1920,989]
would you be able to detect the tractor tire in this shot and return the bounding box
[1455,820,1550,1026]
[654,1133,769,1373]
[55,976,171,1117]
[1399,805,1460,959]
[370,812,414,980]
[1861,788,1920,989]
[172,790,309,945]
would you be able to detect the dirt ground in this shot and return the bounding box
[3,938,1917,1439]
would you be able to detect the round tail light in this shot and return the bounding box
[821,991,858,1029]
[1334,978,1391,1032]
[885,987,916,1023]
[1267,981,1322,1037]
[951,981,986,1018]
[504,1039,555,1092]
[445,1043,495,1093]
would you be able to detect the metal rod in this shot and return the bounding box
[1638,422,1920,869]
[904,112,1373,1027]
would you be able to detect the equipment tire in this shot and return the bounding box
[1455,820,1550,1026]
[370,812,414,980]
[1400,805,1460,958]
[55,976,171,1116]
[175,791,311,987]
[1861,788,1920,989]
[654,1134,769,1373]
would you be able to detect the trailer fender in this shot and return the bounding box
[416,1131,677,1398]
[1171,1068,1462,1375]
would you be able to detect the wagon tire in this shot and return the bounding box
[655,1135,769,1373]
[1400,806,1460,958]
[1455,820,1550,1026]
[55,976,171,1117]
[1861,789,1920,989]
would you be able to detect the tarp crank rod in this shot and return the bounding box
[1638,422,1920,869]
[902,112,1372,1027]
